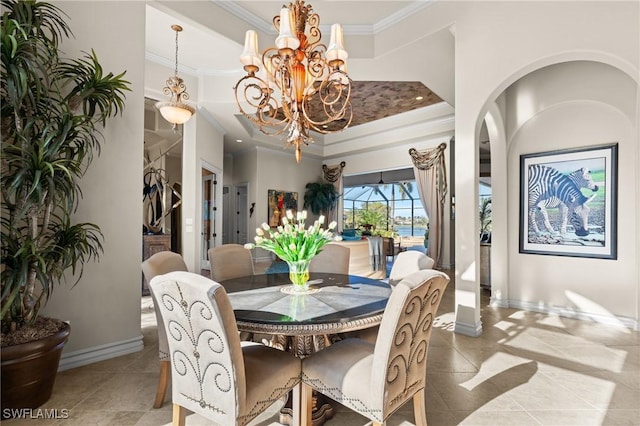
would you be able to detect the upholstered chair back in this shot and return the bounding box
[301,269,449,426]
[150,272,245,424]
[388,250,435,286]
[371,269,448,419]
[309,243,350,274]
[209,244,255,282]
[141,251,188,362]
[150,271,302,426]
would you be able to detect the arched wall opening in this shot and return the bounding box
[477,59,638,328]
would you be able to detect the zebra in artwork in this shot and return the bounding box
[535,167,599,234]
[527,165,597,237]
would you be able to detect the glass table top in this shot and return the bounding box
[223,273,391,327]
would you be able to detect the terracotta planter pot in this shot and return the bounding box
[1,322,70,417]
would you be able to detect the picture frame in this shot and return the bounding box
[519,143,618,259]
[267,190,298,228]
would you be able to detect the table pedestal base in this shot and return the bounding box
[279,392,335,426]
[270,334,337,426]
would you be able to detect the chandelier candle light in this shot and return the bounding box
[155,24,195,128]
[234,0,352,163]
[244,210,337,292]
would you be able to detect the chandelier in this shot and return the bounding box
[233,0,353,162]
[155,25,195,129]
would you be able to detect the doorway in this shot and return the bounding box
[222,186,232,244]
[235,184,248,244]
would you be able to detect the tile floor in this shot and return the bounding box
[5,266,640,426]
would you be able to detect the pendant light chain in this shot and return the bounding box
[174,27,179,77]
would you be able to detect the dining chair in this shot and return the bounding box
[149,271,302,426]
[388,250,435,286]
[141,251,188,408]
[300,269,450,426]
[355,250,437,344]
[309,243,350,274]
[208,244,255,282]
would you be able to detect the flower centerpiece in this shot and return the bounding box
[245,210,337,291]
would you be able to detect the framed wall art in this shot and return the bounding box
[267,189,298,227]
[519,143,618,259]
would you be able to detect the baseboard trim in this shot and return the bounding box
[59,335,144,371]
[491,297,639,331]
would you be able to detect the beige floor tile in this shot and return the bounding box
[527,409,607,426]
[599,409,640,426]
[458,410,539,425]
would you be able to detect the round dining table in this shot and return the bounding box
[221,272,391,341]
[220,272,392,426]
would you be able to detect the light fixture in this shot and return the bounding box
[378,172,384,184]
[155,24,195,129]
[233,0,352,163]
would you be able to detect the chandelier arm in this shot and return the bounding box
[234,74,292,135]
[235,0,352,162]
[301,74,351,128]
[303,11,321,48]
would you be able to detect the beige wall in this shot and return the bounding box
[42,1,146,366]
[251,148,324,261]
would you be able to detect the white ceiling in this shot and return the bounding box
[144,1,456,159]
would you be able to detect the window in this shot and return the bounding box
[342,180,427,237]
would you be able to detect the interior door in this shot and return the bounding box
[222,185,232,244]
[235,184,248,244]
[201,170,217,270]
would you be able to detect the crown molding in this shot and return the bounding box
[212,0,436,36]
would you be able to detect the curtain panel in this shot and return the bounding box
[409,144,448,267]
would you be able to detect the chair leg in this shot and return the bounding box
[413,388,427,426]
[154,360,170,408]
[172,403,186,426]
[301,383,314,426]
[291,382,302,426]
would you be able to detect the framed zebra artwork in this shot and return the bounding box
[519,143,618,259]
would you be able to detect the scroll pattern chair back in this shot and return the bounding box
[141,251,188,408]
[371,269,447,419]
[209,244,255,282]
[149,271,302,426]
[309,243,350,274]
[301,269,449,426]
[388,250,435,286]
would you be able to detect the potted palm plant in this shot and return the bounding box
[303,180,340,220]
[1,0,129,413]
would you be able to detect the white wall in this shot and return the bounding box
[181,114,225,272]
[502,62,637,325]
[42,1,146,367]
[440,1,640,332]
